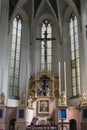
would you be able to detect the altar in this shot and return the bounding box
[28,70,59,125]
[15,70,69,130]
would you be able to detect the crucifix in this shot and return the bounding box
[85,25,87,38]
[36,30,56,70]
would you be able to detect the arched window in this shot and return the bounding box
[8,14,22,98]
[69,13,80,96]
[41,19,52,71]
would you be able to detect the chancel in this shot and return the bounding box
[0,0,87,130]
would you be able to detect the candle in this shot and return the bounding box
[59,61,61,94]
[0,69,1,93]
[1,68,3,93]
[49,63,51,72]
[64,61,66,95]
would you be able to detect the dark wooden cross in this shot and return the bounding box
[36,30,55,70]
[85,25,87,38]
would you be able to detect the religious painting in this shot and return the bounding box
[18,109,24,118]
[38,99,50,114]
[82,108,87,121]
[59,109,67,119]
[0,109,3,119]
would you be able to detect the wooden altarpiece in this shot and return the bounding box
[28,70,59,125]
[28,70,59,99]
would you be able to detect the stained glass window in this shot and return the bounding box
[8,14,22,98]
[69,13,80,96]
[41,19,52,71]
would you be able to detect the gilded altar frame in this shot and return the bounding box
[29,70,59,98]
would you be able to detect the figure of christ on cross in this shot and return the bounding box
[36,30,55,70]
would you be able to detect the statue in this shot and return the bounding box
[38,87,44,96]
[80,91,87,105]
[27,96,33,108]
[20,93,25,105]
[0,92,5,105]
[46,88,50,97]
[60,92,66,105]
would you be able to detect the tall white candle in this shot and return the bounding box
[0,69,1,93]
[64,61,66,95]
[1,68,3,93]
[59,61,61,94]
[49,63,51,72]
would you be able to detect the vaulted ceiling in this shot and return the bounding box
[9,0,81,17]
[73,0,81,13]
[9,0,18,17]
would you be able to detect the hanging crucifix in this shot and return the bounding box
[36,19,56,70]
[85,25,87,38]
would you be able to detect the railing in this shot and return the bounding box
[26,125,58,130]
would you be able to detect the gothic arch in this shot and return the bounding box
[34,0,58,23]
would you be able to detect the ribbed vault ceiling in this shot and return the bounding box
[9,0,81,17]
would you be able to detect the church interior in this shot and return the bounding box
[0,0,87,130]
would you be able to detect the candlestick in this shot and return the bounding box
[1,68,3,93]
[59,61,61,94]
[49,63,51,72]
[0,69,1,94]
[64,61,66,95]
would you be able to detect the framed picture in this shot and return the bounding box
[17,107,25,121]
[38,99,50,114]
[0,107,6,122]
[18,109,24,118]
[0,109,3,119]
[59,109,67,119]
[82,108,87,121]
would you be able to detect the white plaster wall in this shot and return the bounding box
[52,23,59,74]
[20,17,30,101]
[80,0,87,92]
[0,0,9,105]
[30,23,41,74]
